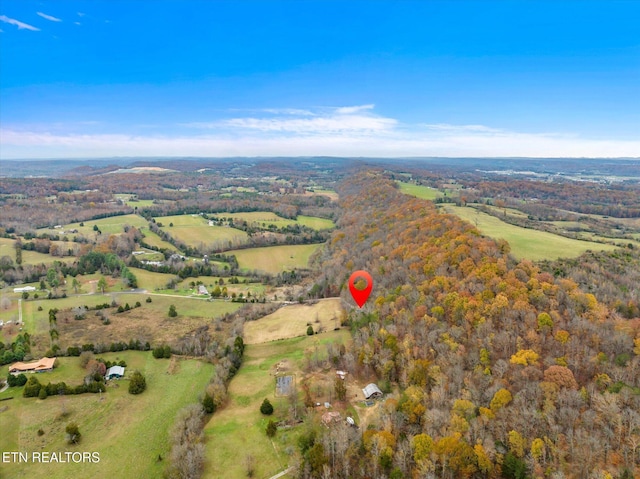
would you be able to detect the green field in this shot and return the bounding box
[213,212,334,230]
[296,215,335,230]
[203,330,350,479]
[444,205,618,261]
[139,228,179,252]
[0,351,214,479]
[114,194,157,207]
[36,214,148,237]
[228,244,323,274]
[0,238,75,266]
[397,181,442,200]
[156,214,249,249]
[128,268,175,290]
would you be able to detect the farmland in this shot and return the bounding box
[243,298,343,344]
[0,351,214,479]
[155,214,249,249]
[444,205,618,260]
[212,212,334,230]
[203,330,350,479]
[36,214,148,237]
[397,181,442,200]
[227,244,323,274]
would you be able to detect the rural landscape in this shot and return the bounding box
[0,157,639,479]
[2,1,639,478]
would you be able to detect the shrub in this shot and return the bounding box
[128,371,147,395]
[168,305,177,317]
[203,394,216,414]
[266,420,277,437]
[260,398,274,415]
[8,373,27,387]
[65,423,81,444]
[306,325,314,336]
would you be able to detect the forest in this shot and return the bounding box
[304,172,639,479]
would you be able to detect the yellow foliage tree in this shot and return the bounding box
[530,437,545,462]
[508,430,525,458]
[412,433,434,463]
[474,443,492,474]
[490,388,512,413]
[510,348,539,366]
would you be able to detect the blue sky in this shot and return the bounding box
[1,0,639,159]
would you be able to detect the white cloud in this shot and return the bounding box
[2,126,639,159]
[335,104,375,114]
[0,15,40,31]
[185,105,396,134]
[36,12,62,22]
[2,106,639,158]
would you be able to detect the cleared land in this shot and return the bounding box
[397,181,442,200]
[156,214,249,249]
[139,228,179,252]
[243,299,343,344]
[55,294,242,350]
[213,212,334,230]
[128,267,175,290]
[228,244,322,274]
[296,215,334,230]
[0,351,213,479]
[444,205,618,261]
[36,214,148,236]
[0,238,75,266]
[203,330,350,479]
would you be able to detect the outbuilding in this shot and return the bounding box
[105,365,125,380]
[362,383,383,400]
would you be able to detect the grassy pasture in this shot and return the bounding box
[296,215,335,230]
[306,188,339,201]
[55,295,242,350]
[228,244,322,274]
[0,238,75,266]
[0,351,214,479]
[243,299,343,344]
[213,212,334,231]
[397,181,442,200]
[444,205,618,261]
[156,214,249,249]
[0,292,242,353]
[36,214,148,237]
[113,194,157,207]
[139,228,179,252]
[203,330,350,479]
[128,267,175,290]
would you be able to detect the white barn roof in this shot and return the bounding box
[362,383,383,399]
[106,366,125,377]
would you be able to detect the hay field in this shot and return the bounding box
[228,244,322,274]
[243,298,343,344]
[444,205,618,261]
[156,214,248,249]
[397,181,442,200]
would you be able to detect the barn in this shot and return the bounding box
[362,383,383,400]
[105,365,125,380]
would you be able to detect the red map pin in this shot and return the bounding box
[348,270,373,308]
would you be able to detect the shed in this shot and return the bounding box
[106,365,125,380]
[362,383,383,400]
